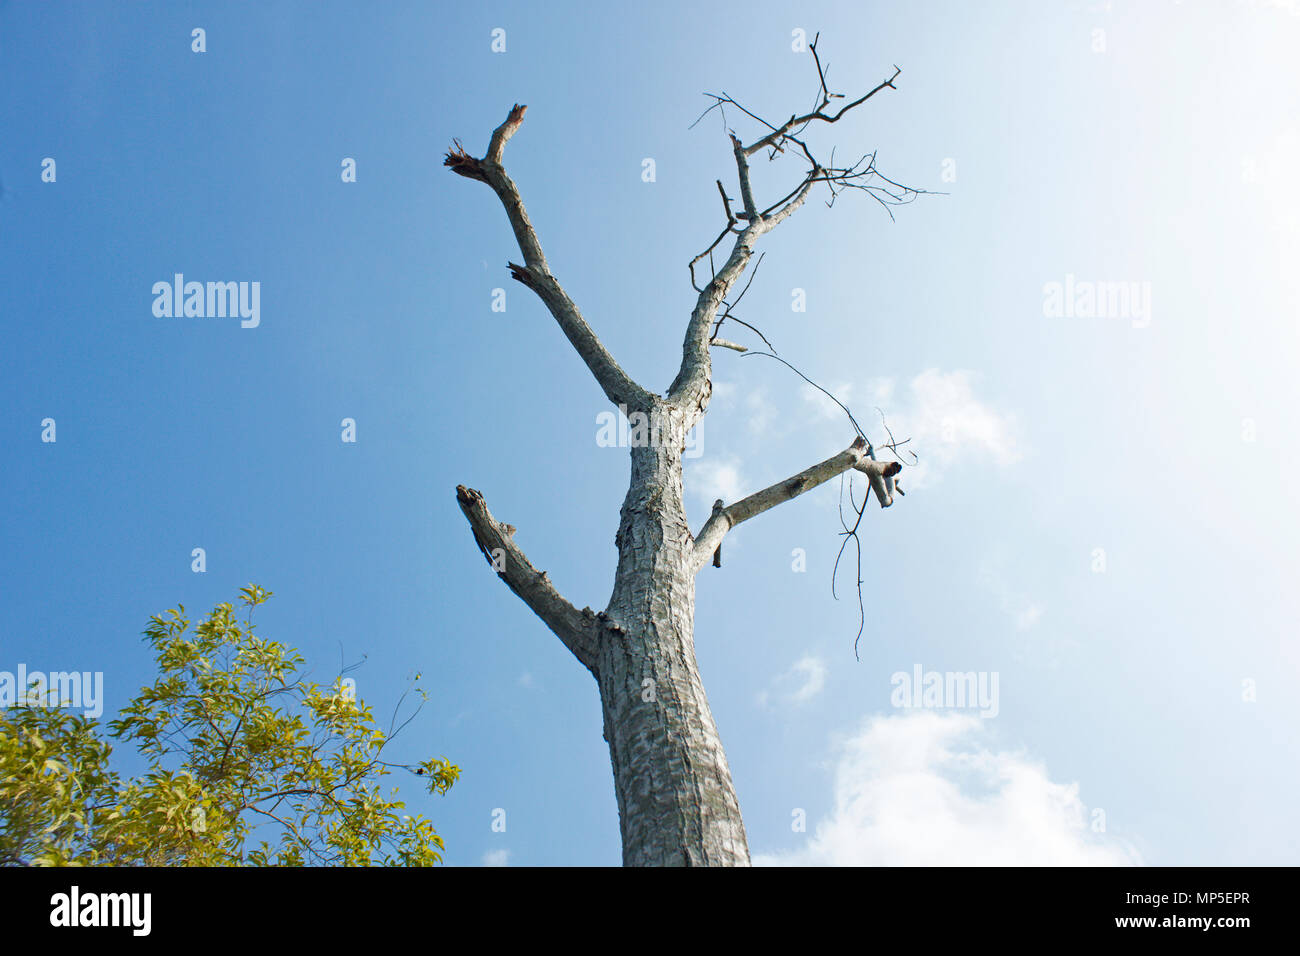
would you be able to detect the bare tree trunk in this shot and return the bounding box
[446,43,914,865]
[597,402,748,865]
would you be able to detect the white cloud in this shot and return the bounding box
[758,655,828,707]
[805,369,1020,490]
[481,848,510,867]
[908,368,1020,463]
[756,712,1139,866]
[686,457,746,508]
[699,370,1017,522]
[711,380,739,403]
[789,656,827,702]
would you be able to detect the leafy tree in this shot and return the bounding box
[0,585,458,866]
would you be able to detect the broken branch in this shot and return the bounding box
[689,436,899,574]
[445,106,650,410]
[456,485,601,674]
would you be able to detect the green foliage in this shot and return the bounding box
[0,585,459,866]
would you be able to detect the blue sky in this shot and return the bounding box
[3,0,1298,865]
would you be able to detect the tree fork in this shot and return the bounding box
[445,43,912,865]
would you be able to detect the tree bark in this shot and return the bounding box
[597,401,749,866]
[457,404,751,865]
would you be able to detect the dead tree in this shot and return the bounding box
[446,38,920,866]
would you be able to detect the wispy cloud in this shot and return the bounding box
[758,655,828,708]
[686,457,747,508]
[481,848,510,867]
[805,369,1021,489]
[756,712,1139,866]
